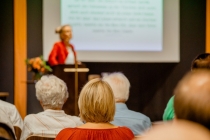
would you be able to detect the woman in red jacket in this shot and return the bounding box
[48,25,76,66]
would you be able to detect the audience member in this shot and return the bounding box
[138,120,210,140]
[0,109,16,137]
[20,75,83,140]
[103,72,151,135]
[55,78,134,140]
[163,53,210,120]
[0,100,23,131]
[174,70,210,129]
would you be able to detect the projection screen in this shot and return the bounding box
[43,0,179,62]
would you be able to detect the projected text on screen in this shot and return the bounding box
[61,0,163,51]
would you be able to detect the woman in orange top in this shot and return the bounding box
[48,25,76,66]
[55,78,134,140]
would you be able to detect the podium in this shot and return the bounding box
[51,64,88,115]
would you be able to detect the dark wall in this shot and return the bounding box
[0,0,14,103]
[27,0,43,114]
[27,0,43,57]
[27,0,206,121]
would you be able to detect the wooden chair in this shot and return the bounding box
[152,121,166,126]
[134,135,143,139]
[0,122,16,140]
[26,136,55,140]
[14,126,21,140]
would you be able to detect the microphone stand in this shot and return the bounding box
[73,49,79,116]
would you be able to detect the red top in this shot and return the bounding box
[55,127,134,140]
[48,41,76,66]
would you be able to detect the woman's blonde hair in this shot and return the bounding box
[55,25,72,41]
[78,78,115,123]
[55,24,71,34]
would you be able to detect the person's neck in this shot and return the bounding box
[116,101,126,103]
[43,107,62,110]
[77,122,118,129]
[62,40,70,46]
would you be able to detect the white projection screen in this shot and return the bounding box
[43,0,179,62]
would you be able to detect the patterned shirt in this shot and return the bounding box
[0,100,23,130]
[0,108,15,134]
[20,109,83,140]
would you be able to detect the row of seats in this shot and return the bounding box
[1,53,210,139]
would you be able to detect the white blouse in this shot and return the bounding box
[65,47,75,64]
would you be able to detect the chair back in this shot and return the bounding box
[0,122,16,140]
[14,126,21,140]
[152,121,166,126]
[133,135,143,140]
[26,136,55,140]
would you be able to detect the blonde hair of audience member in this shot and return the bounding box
[174,70,210,130]
[102,72,130,102]
[55,25,72,44]
[78,78,115,124]
[35,75,69,110]
[137,120,210,140]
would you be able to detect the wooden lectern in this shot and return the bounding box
[51,64,88,116]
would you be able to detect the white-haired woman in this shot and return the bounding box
[48,25,76,66]
[55,78,134,140]
[20,75,83,140]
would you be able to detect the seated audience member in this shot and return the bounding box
[173,70,210,129]
[20,75,83,140]
[0,109,16,137]
[0,100,23,131]
[103,72,151,135]
[0,122,16,140]
[55,78,134,140]
[162,96,174,121]
[137,120,210,140]
[163,53,210,120]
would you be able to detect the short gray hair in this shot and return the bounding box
[103,72,130,102]
[35,75,68,110]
